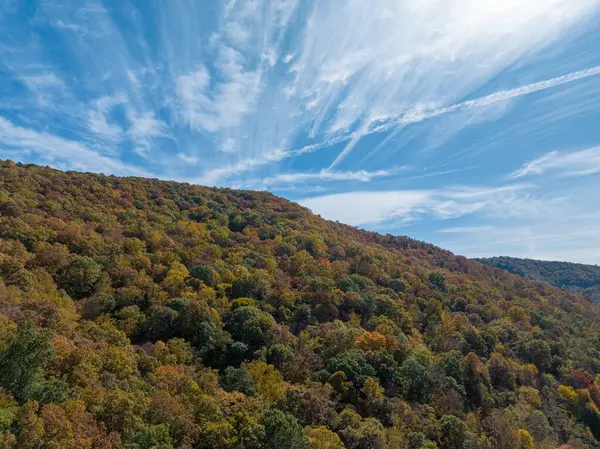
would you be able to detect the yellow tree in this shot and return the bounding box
[307,427,345,449]
[245,361,285,403]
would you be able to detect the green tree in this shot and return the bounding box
[0,325,53,402]
[123,423,174,449]
[267,343,294,368]
[396,353,439,403]
[226,306,276,350]
[326,350,376,388]
[83,292,116,318]
[262,408,309,449]
[143,306,179,341]
[58,257,102,299]
[231,274,271,301]
[339,417,384,449]
[428,272,446,291]
[190,265,218,287]
[389,278,406,293]
[220,366,257,396]
[528,340,552,372]
[439,415,467,449]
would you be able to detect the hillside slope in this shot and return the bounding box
[1,160,600,449]
[476,256,600,302]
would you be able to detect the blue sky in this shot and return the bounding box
[2,0,600,263]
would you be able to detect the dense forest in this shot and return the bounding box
[1,160,600,448]
[476,257,600,302]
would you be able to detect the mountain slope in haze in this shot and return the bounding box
[476,256,600,302]
[2,160,600,449]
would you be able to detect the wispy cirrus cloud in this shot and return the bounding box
[438,213,600,264]
[300,0,600,169]
[300,190,433,226]
[127,110,171,157]
[176,48,263,134]
[4,0,599,184]
[177,153,199,164]
[19,72,68,109]
[330,65,600,168]
[87,94,126,144]
[237,166,406,189]
[299,184,547,227]
[511,146,600,178]
[0,116,145,175]
[379,66,600,130]
[20,73,64,90]
[185,0,600,182]
[438,225,497,234]
[182,62,600,183]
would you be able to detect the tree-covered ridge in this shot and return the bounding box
[476,256,600,302]
[1,159,600,449]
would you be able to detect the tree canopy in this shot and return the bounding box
[1,160,600,448]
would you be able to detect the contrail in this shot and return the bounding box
[329,65,600,169]
[399,65,600,126]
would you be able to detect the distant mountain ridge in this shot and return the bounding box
[475,256,600,301]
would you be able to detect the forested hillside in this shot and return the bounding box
[2,160,600,449]
[476,257,600,302]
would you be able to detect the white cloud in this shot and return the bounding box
[381,65,600,129]
[197,148,289,185]
[176,65,214,130]
[88,110,123,143]
[299,184,537,227]
[86,94,170,155]
[405,167,478,180]
[176,47,262,133]
[439,225,496,234]
[300,183,600,263]
[428,183,600,264]
[294,0,600,168]
[128,111,169,140]
[177,153,199,163]
[127,110,170,156]
[176,60,600,183]
[439,221,600,264]
[21,73,64,90]
[87,94,127,143]
[224,22,250,46]
[191,0,600,180]
[330,64,600,168]
[300,190,432,226]
[0,116,145,175]
[3,0,600,197]
[19,72,67,109]
[269,168,403,184]
[220,138,237,153]
[240,166,406,189]
[55,20,83,33]
[511,146,600,178]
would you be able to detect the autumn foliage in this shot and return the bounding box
[1,160,600,448]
